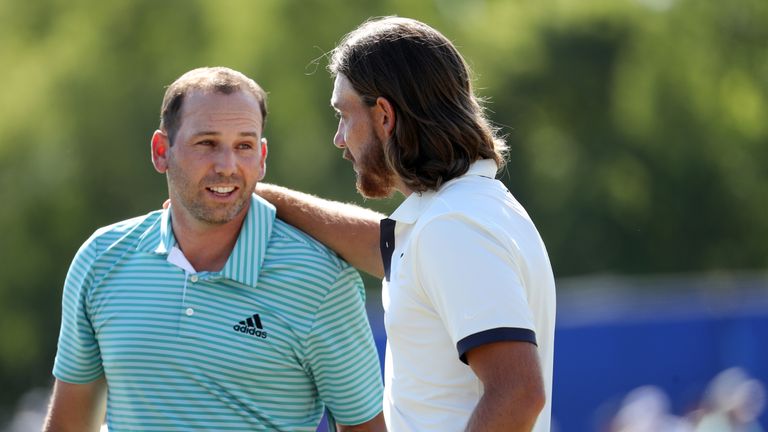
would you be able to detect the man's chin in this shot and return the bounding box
[195,200,250,225]
[358,189,393,200]
[356,177,395,199]
[197,211,239,225]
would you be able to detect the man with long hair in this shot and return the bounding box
[260,16,556,432]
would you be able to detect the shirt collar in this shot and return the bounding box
[388,159,498,225]
[136,194,276,288]
[221,194,275,287]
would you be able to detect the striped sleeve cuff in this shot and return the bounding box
[457,327,537,364]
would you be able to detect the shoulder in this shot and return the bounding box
[77,210,162,265]
[267,218,354,280]
[63,210,163,297]
[438,175,526,216]
[414,179,554,290]
[420,177,527,234]
[262,220,365,321]
[412,178,545,262]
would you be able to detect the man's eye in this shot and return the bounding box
[196,140,214,146]
[237,142,254,150]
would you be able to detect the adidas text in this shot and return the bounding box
[233,324,268,338]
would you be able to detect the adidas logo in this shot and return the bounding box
[232,313,268,339]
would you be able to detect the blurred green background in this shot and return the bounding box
[1,0,767,427]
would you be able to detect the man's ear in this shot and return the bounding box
[151,130,170,173]
[374,96,396,139]
[258,137,268,180]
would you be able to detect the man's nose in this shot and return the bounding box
[214,148,237,176]
[333,127,346,149]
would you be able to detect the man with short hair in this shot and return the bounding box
[44,67,385,432]
[258,17,556,432]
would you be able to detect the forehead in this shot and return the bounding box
[331,74,358,108]
[180,90,264,131]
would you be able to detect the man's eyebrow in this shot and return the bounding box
[190,131,259,138]
[190,131,220,137]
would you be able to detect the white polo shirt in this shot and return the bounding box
[380,159,556,432]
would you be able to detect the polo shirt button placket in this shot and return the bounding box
[380,219,396,282]
[179,273,198,338]
[184,274,199,317]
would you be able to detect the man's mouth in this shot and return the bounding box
[207,186,237,196]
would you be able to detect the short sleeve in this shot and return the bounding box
[52,239,104,383]
[414,214,537,363]
[305,265,384,425]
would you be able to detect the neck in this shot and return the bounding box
[394,176,413,197]
[169,207,247,272]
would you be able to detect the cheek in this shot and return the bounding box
[168,154,208,180]
[241,155,265,177]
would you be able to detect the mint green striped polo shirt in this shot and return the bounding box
[53,194,383,431]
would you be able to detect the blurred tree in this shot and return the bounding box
[452,0,768,275]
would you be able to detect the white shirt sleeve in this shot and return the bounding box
[412,213,537,362]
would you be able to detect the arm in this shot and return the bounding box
[337,412,387,432]
[256,183,385,278]
[43,377,107,432]
[308,267,386,430]
[464,341,545,432]
[48,235,107,431]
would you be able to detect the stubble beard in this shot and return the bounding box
[185,189,249,225]
[167,165,250,226]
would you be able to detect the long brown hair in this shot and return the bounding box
[329,17,507,192]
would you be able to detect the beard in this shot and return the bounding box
[353,132,398,199]
[167,162,251,225]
